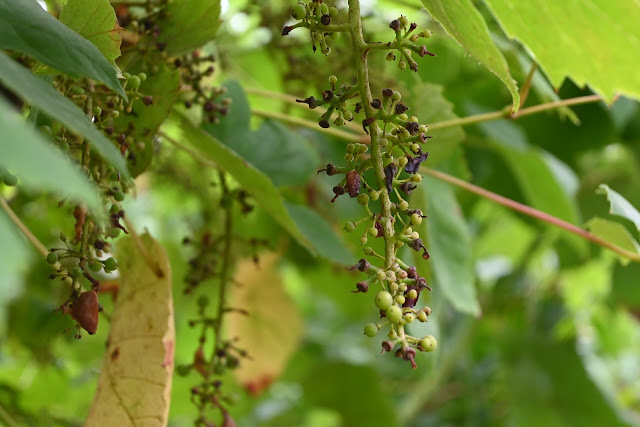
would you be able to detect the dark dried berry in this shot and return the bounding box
[400,182,417,194]
[318,163,338,175]
[352,281,369,293]
[419,46,436,57]
[347,258,371,272]
[384,163,397,193]
[320,14,331,25]
[370,99,382,109]
[381,340,394,353]
[409,22,417,31]
[345,170,361,197]
[105,126,114,135]
[405,152,428,174]
[322,90,334,101]
[143,96,153,106]
[394,103,409,114]
[204,101,215,111]
[406,121,420,135]
[382,88,394,98]
[407,266,418,279]
[331,185,345,202]
[319,119,330,128]
[389,19,400,30]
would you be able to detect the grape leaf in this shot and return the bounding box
[87,233,174,426]
[420,0,520,111]
[597,184,640,232]
[155,0,221,56]
[0,0,124,97]
[59,0,123,66]
[586,217,640,265]
[484,0,640,103]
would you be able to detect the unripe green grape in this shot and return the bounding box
[404,313,415,323]
[72,266,83,278]
[395,295,405,305]
[398,200,409,210]
[357,193,369,205]
[363,323,378,337]
[89,261,103,272]
[344,222,356,232]
[398,113,408,121]
[344,153,354,162]
[411,231,420,239]
[407,289,418,300]
[47,252,58,265]
[419,124,428,133]
[329,75,338,85]
[398,283,407,293]
[114,191,125,202]
[329,6,338,17]
[320,3,329,14]
[386,305,402,323]
[417,311,428,322]
[376,270,387,282]
[405,227,413,236]
[391,91,402,102]
[360,235,368,245]
[346,143,355,153]
[291,4,306,19]
[343,110,353,121]
[93,106,102,116]
[420,335,437,352]
[411,174,422,183]
[356,143,368,153]
[411,143,420,153]
[410,213,422,225]
[103,257,118,272]
[410,34,418,42]
[421,29,432,38]
[389,282,398,293]
[375,291,393,310]
[139,72,147,81]
[368,226,378,237]
[363,247,375,256]
[398,156,408,167]
[386,52,395,61]
[399,16,409,28]
[398,60,407,70]
[128,75,141,90]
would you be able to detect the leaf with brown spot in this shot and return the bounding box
[228,252,302,395]
[86,233,174,427]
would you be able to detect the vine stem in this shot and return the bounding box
[422,167,640,262]
[0,196,48,258]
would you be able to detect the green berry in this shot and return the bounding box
[386,305,403,323]
[385,52,395,61]
[399,16,409,28]
[410,213,422,226]
[329,6,338,17]
[369,190,379,201]
[138,72,147,81]
[114,191,125,202]
[360,235,368,245]
[417,311,428,322]
[411,174,422,183]
[398,61,407,70]
[395,295,405,305]
[376,270,387,282]
[346,143,355,153]
[363,247,375,256]
[368,226,378,237]
[364,323,378,337]
[391,91,401,102]
[344,222,356,232]
[420,335,437,352]
[411,143,421,153]
[103,257,118,272]
[197,295,209,308]
[343,110,353,121]
[375,291,393,310]
[404,313,415,323]
[2,172,17,186]
[329,75,338,84]
[407,289,418,299]
[398,156,408,167]
[357,193,369,205]
[320,3,329,14]
[344,153,354,162]
[176,364,191,376]
[72,266,84,278]
[89,261,103,272]
[46,252,58,265]
[398,200,409,210]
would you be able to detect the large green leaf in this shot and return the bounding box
[285,202,353,264]
[417,175,480,315]
[59,0,122,66]
[0,0,124,97]
[162,111,314,251]
[155,0,221,56]
[597,184,640,232]
[484,0,640,103]
[0,52,129,178]
[419,0,520,111]
[204,80,319,187]
[585,217,640,265]
[0,97,101,212]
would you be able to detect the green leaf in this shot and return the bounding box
[407,82,465,166]
[156,0,221,56]
[114,65,181,177]
[418,175,481,315]
[597,184,640,232]
[301,362,397,426]
[202,80,252,149]
[162,111,314,251]
[285,202,353,265]
[484,0,640,103]
[419,0,520,111]
[0,97,101,212]
[0,52,129,179]
[0,210,31,281]
[59,0,122,66]
[585,217,640,265]
[0,0,124,97]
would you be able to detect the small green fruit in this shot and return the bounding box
[344,222,356,232]
[357,193,369,205]
[89,261,103,272]
[410,213,422,226]
[46,252,58,265]
[420,335,437,352]
[364,323,378,337]
[386,305,403,323]
[374,291,393,310]
[103,257,118,272]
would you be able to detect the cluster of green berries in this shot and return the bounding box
[287,8,438,367]
[283,0,342,55]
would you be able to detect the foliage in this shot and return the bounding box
[1,0,640,426]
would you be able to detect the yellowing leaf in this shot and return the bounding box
[228,252,302,394]
[59,0,123,66]
[87,233,174,426]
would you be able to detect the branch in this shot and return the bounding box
[421,167,640,262]
[0,196,48,258]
